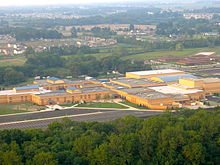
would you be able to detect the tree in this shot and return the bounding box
[114,115,143,134]
[182,143,205,165]
[1,151,22,165]
[24,47,35,56]
[89,133,140,165]
[71,27,77,38]
[0,67,5,84]
[103,94,110,102]
[175,43,184,51]
[138,116,170,163]
[73,131,103,156]
[3,69,25,85]
[31,152,57,165]
[95,94,101,101]
[112,47,129,57]
[129,24,135,31]
[0,108,219,164]
[68,62,82,77]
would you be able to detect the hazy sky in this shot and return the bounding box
[0,0,131,6]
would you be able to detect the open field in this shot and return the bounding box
[62,52,111,60]
[0,57,27,66]
[64,46,220,61]
[87,53,111,59]
[123,46,220,60]
[76,102,128,109]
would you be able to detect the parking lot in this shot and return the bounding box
[0,108,163,130]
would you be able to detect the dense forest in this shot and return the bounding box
[0,109,219,165]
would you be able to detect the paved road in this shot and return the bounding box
[0,108,163,130]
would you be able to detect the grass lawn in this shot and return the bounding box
[85,53,111,59]
[0,104,28,115]
[59,103,77,107]
[76,102,128,109]
[0,57,27,67]
[0,103,45,115]
[122,101,148,110]
[62,52,111,60]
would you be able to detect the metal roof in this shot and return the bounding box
[133,91,171,100]
[47,77,61,81]
[66,87,78,90]
[111,78,163,86]
[15,86,39,90]
[149,86,203,95]
[127,69,184,76]
[157,74,197,82]
[32,79,85,86]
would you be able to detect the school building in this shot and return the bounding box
[0,69,220,110]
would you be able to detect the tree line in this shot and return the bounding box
[0,27,63,41]
[0,109,219,165]
[117,35,220,52]
[0,52,150,86]
[38,46,99,56]
[156,19,216,36]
